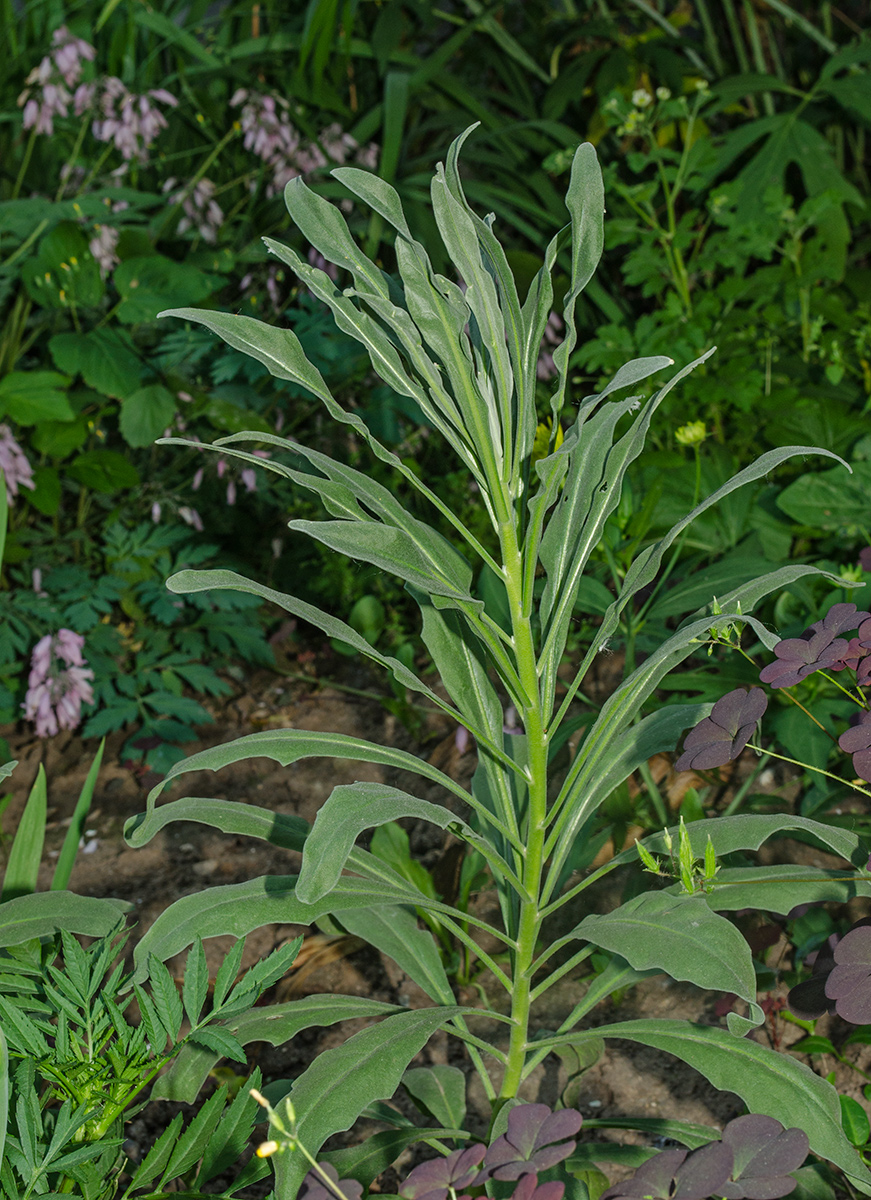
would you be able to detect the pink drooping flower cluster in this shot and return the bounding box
[82,76,178,163]
[191,451,270,506]
[23,630,95,738]
[231,89,378,197]
[88,223,120,276]
[164,176,224,243]
[18,25,95,136]
[0,425,36,505]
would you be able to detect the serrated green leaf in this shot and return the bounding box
[187,1024,246,1063]
[126,1113,184,1192]
[164,1085,228,1181]
[147,954,184,1042]
[182,938,208,1027]
[212,937,246,1011]
[119,385,177,448]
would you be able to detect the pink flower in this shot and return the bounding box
[55,628,86,666]
[178,506,203,532]
[17,27,95,136]
[226,479,237,506]
[0,425,36,503]
[90,78,176,163]
[89,223,119,277]
[151,501,162,523]
[241,468,257,493]
[191,467,204,491]
[168,176,224,243]
[22,630,95,738]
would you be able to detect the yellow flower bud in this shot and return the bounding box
[256,1140,280,1158]
[675,420,706,447]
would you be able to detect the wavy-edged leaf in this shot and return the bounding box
[156,995,401,1102]
[164,566,443,705]
[415,596,503,743]
[0,892,130,947]
[540,1020,871,1193]
[431,156,513,471]
[332,905,454,1005]
[272,1007,466,1200]
[403,1063,467,1131]
[550,143,605,427]
[142,726,473,810]
[697,865,871,914]
[443,127,532,469]
[598,446,849,656]
[125,795,308,851]
[289,518,476,607]
[165,567,522,769]
[130,875,504,984]
[547,560,844,877]
[539,351,715,710]
[572,892,763,1034]
[297,782,505,904]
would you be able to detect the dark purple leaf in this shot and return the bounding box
[400,1145,486,1200]
[759,630,848,689]
[299,1165,363,1200]
[788,920,871,1022]
[674,687,768,771]
[826,923,871,1025]
[484,1105,582,1181]
[861,548,871,574]
[601,1142,733,1200]
[838,711,871,782]
[512,1175,565,1200]
[810,603,871,638]
[719,1114,808,1199]
[601,1148,690,1200]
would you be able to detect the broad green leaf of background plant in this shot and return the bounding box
[115,256,218,323]
[119,384,177,447]
[48,329,142,399]
[0,371,74,425]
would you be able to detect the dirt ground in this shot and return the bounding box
[2,647,870,1195]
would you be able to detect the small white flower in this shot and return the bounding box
[632,88,653,108]
[656,87,671,101]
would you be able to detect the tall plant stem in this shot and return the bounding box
[495,514,548,1103]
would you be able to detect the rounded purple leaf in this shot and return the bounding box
[826,923,871,1025]
[675,687,767,772]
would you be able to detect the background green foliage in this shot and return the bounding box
[0,0,869,767]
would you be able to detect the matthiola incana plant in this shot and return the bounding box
[122,127,871,1196]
